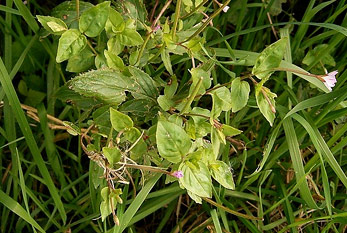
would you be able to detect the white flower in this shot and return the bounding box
[322,70,338,91]
[223,6,230,13]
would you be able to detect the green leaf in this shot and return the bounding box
[157,95,174,111]
[191,107,210,138]
[79,1,110,37]
[267,0,287,16]
[187,190,202,204]
[282,117,319,209]
[230,77,250,112]
[221,124,242,137]
[126,66,159,101]
[211,86,232,119]
[107,37,124,55]
[117,29,144,46]
[161,49,173,75]
[56,29,87,63]
[211,127,221,158]
[100,187,122,221]
[156,120,192,163]
[104,50,124,71]
[256,86,277,126]
[209,160,235,190]
[51,1,94,27]
[102,147,122,167]
[66,48,95,73]
[95,53,107,69]
[302,44,336,67]
[179,161,212,198]
[108,8,124,33]
[62,121,81,136]
[189,67,211,96]
[68,69,130,105]
[110,107,133,131]
[37,15,67,35]
[164,75,178,99]
[252,38,287,81]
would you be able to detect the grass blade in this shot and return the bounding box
[0,189,45,233]
[0,58,67,223]
[114,173,162,233]
[291,113,347,188]
[282,117,318,209]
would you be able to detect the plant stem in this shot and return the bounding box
[136,0,172,65]
[202,197,262,220]
[180,0,209,20]
[87,40,98,56]
[76,0,80,19]
[273,67,325,82]
[172,0,182,39]
[118,163,171,176]
[180,0,231,44]
[180,77,203,114]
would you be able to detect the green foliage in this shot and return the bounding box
[230,77,250,112]
[79,2,110,37]
[252,38,287,81]
[56,29,87,63]
[1,0,346,232]
[36,15,67,35]
[110,108,133,131]
[156,119,191,163]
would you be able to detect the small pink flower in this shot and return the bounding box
[172,171,184,178]
[153,25,161,32]
[223,6,230,13]
[322,70,338,91]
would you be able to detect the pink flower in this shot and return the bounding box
[172,171,184,178]
[223,6,230,13]
[323,70,338,91]
[153,25,161,32]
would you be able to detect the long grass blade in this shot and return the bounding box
[0,58,67,223]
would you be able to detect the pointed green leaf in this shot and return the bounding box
[164,75,178,99]
[256,86,277,126]
[157,95,174,111]
[66,48,95,73]
[102,147,122,167]
[108,8,124,32]
[211,86,232,119]
[252,38,287,81]
[230,77,250,112]
[189,67,211,96]
[68,69,128,105]
[156,120,192,163]
[127,66,159,101]
[104,50,124,71]
[209,160,235,189]
[79,1,110,37]
[179,161,212,198]
[110,107,133,131]
[37,15,67,35]
[161,49,173,75]
[117,29,144,46]
[56,29,87,63]
[221,124,242,137]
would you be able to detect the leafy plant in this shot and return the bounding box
[1,0,346,232]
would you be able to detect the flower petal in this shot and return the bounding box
[323,81,332,91]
